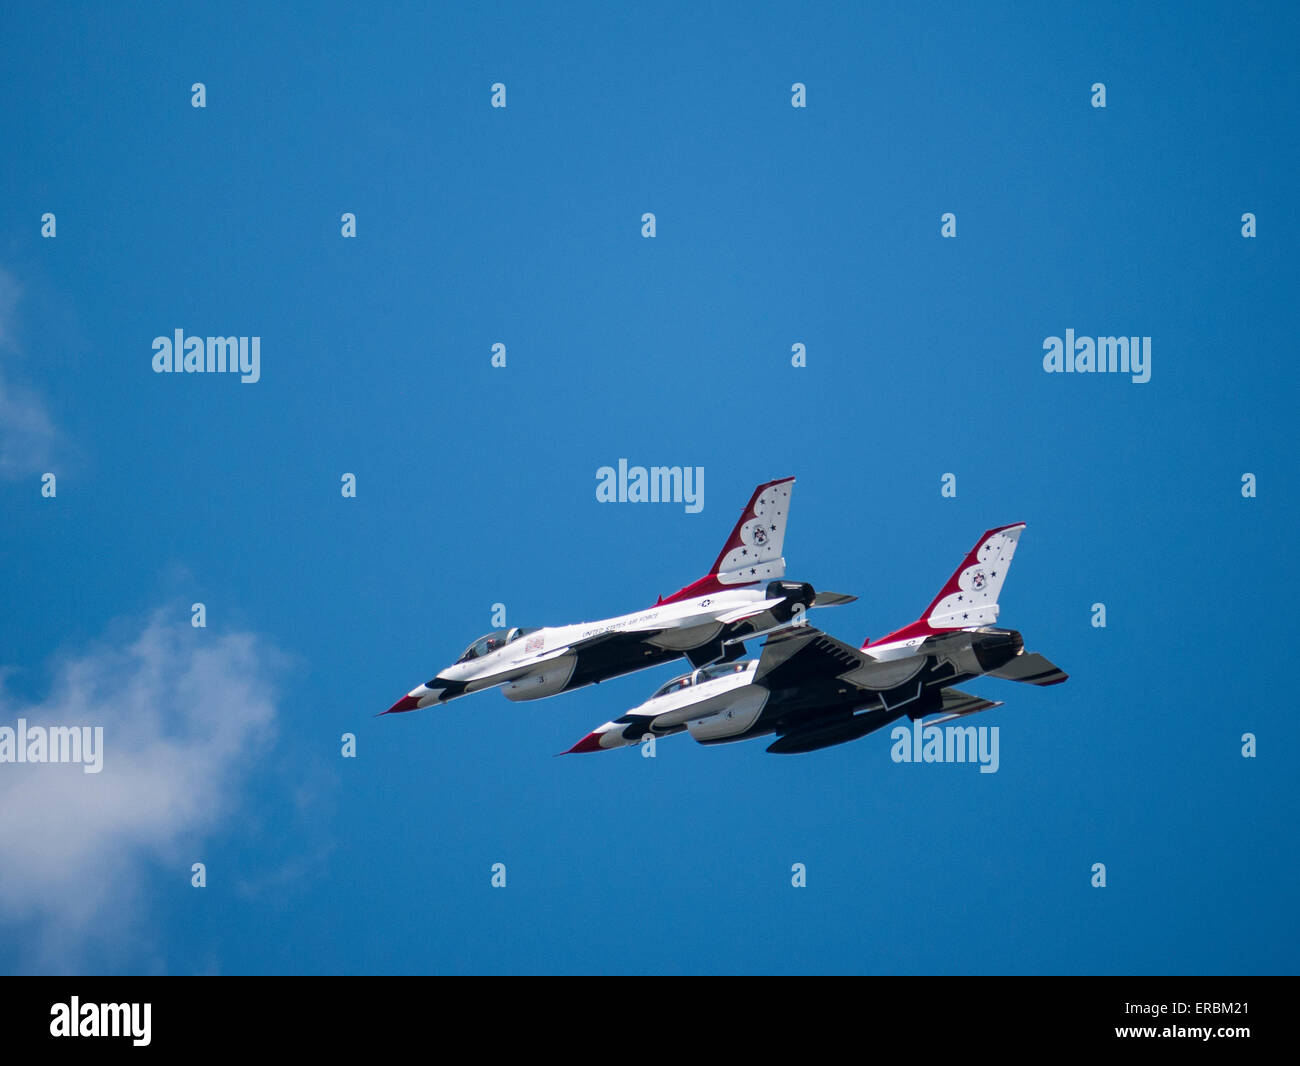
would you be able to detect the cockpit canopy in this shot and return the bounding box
[455,627,540,664]
[650,661,750,699]
[651,674,694,699]
[699,661,751,683]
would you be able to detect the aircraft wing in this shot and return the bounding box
[753,626,973,705]
[754,626,872,689]
[542,627,669,663]
[547,621,748,675]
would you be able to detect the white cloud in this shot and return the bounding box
[0,375,56,478]
[0,266,57,479]
[0,265,18,350]
[0,612,285,969]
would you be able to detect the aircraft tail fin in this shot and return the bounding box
[864,523,1025,649]
[659,477,794,604]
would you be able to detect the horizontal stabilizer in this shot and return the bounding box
[717,588,856,628]
[812,591,857,607]
[988,652,1068,686]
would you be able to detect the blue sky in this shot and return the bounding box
[1,1,1296,974]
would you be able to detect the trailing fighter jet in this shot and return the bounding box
[381,477,855,714]
[563,522,1067,754]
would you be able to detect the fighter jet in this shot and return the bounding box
[563,522,1067,754]
[382,477,855,714]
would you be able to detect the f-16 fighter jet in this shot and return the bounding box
[382,477,855,714]
[563,522,1067,754]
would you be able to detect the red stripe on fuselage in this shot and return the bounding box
[657,573,759,606]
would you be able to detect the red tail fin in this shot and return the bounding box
[864,523,1025,648]
[659,477,795,604]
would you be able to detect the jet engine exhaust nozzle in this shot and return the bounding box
[973,629,1024,674]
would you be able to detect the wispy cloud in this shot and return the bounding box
[0,265,57,478]
[0,612,285,971]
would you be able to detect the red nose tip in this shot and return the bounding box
[562,730,606,754]
[382,694,421,715]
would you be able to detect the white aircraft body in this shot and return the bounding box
[382,477,854,714]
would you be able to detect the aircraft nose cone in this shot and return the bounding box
[382,693,422,715]
[562,730,607,754]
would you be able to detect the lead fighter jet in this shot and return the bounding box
[381,477,854,714]
[564,522,1067,754]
